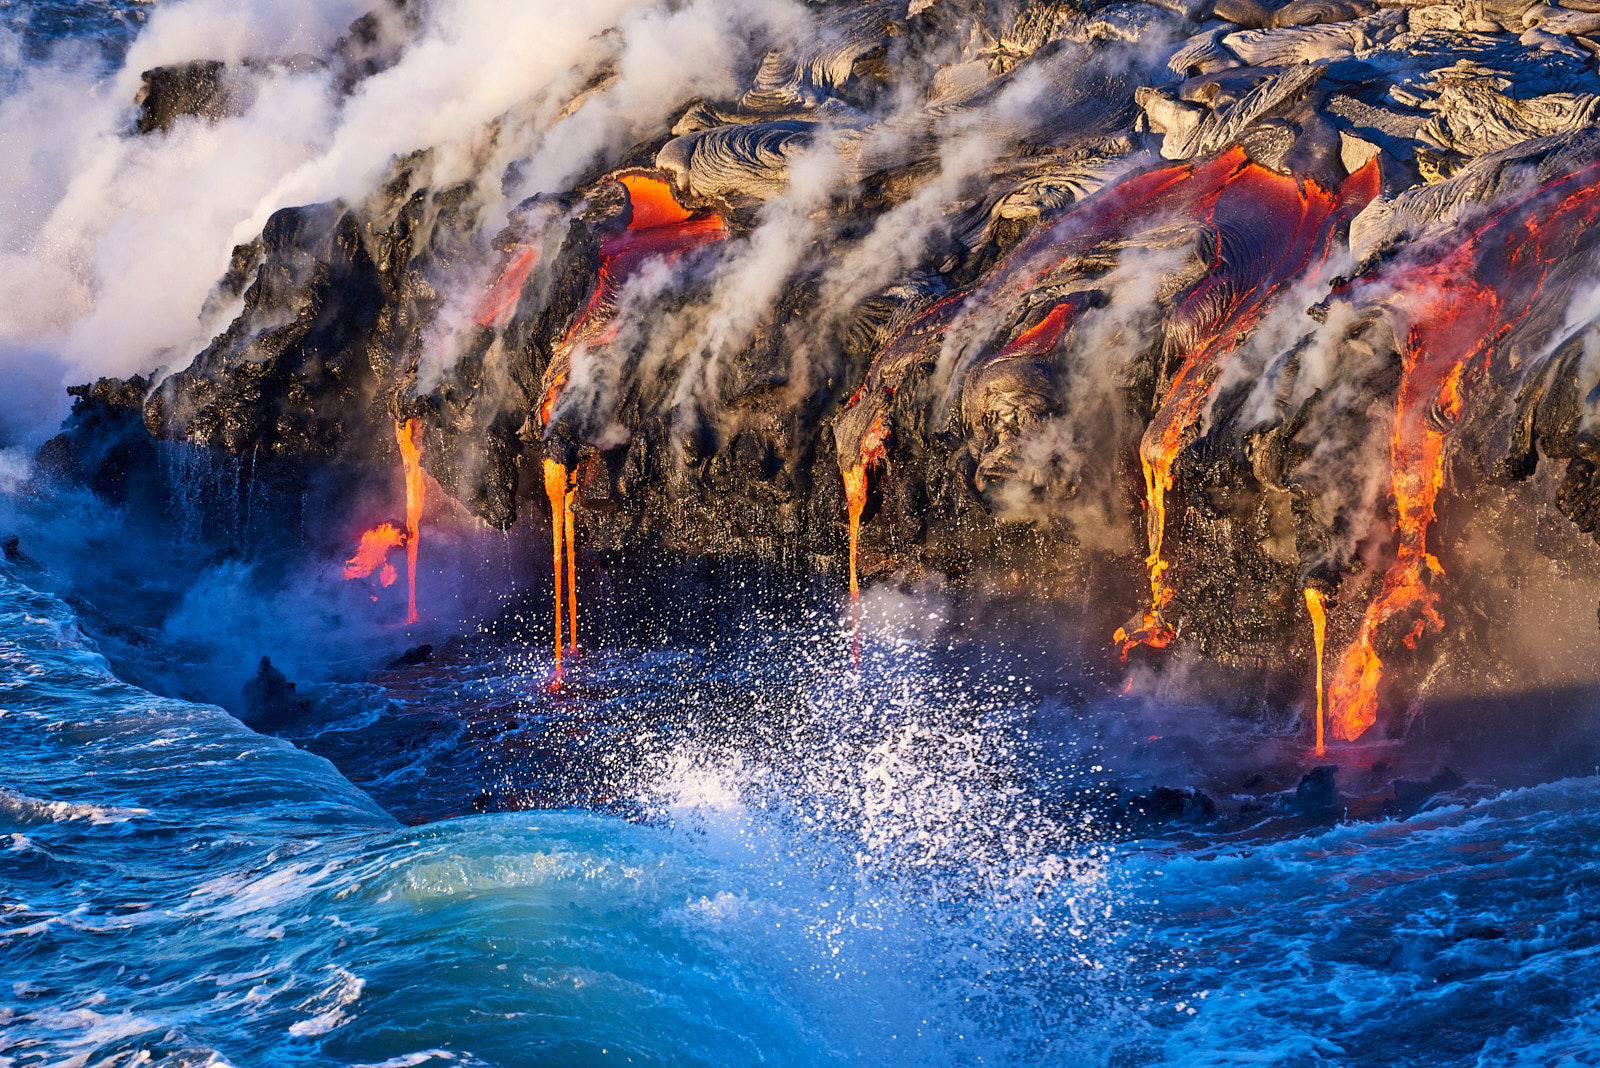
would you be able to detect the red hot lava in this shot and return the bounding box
[396,418,424,625]
[843,417,888,666]
[832,149,1376,657]
[1119,152,1379,657]
[535,173,729,668]
[1326,161,1600,740]
[344,523,405,588]
[344,419,424,624]
[474,246,541,328]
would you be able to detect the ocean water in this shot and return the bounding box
[6,567,1600,1066]
[6,1,1600,1063]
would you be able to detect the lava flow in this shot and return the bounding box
[344,523,404,587]
[1327,161,1600,740]
[1305,587,1328,755]
[533,174,724,669]
[1117,153,1379,657]
[843,418,888,667]
[397,418,424,625]
[543,457,576,668]
[474,246,540,327]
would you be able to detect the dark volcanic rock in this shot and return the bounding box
[1293,765,1339,812]
[36,0,1600,736]
[240,656,310,726]
[134,61,239,134]
[36,376,160,510]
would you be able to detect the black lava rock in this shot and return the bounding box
[240,656,310,725]
[1293,765,1339,812]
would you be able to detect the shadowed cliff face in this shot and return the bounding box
[47,0,1600,737]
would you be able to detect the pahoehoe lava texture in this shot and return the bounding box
[55,0,1600,728]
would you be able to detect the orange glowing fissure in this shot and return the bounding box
[1304,588,1328,755]
[1324,162,1600,739]
[1117,154,1380,659]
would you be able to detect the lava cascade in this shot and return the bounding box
[833,150,1377,652]
[1305,587,1328,755]
[474,246,540,327]
[832,156,1235,581]
[397,418,423,626]
[535,175,728,666]
[843,418,888,665]
[343,523,404,587]
[543,456,576,668]
[1327,161,1600,740]
[1117,153,1379,656]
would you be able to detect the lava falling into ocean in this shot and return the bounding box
[843,418,888,666]
[342,421,424,623]
[1326,161,1600,740]
[1117,153,1379,657]
[396,418,424,626]
[543,456,573,668]
[1305,587,1328,755]
[534,173,729,668]
[344,523,404,588]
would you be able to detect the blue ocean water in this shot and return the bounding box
[6,565,1600,1066]
[6,2,1600,1063]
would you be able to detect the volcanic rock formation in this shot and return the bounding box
[55,0,1600,740]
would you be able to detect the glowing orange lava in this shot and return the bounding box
[474,246,540,327]
[844,463,868,663]
[543,457,570,667]
[842,419,887,666]
[344,523,405,587]
[1118,154,1379,658]
[618,173,694,229]
[1305,587,1328,755]
[527,175,726,676]
[396,418,424,625]
[1326,161,1600,739]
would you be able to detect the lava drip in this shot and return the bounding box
[1116,154,1379,657]
[542,457,576,667]
[842,419,887,667]
[1327,161,1600,740]
[1304,587,1328,755]
[396,418,424,625]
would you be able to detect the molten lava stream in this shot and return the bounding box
[397,419,424,625]
[1327,161,1600,740]
[473,246,540,328]
[841,419,887,670]
[1305,588,1328,755]
[543,458,570,672]
[843,463,868,668]
[1118,155,1379,659]
[344,524,404,588]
